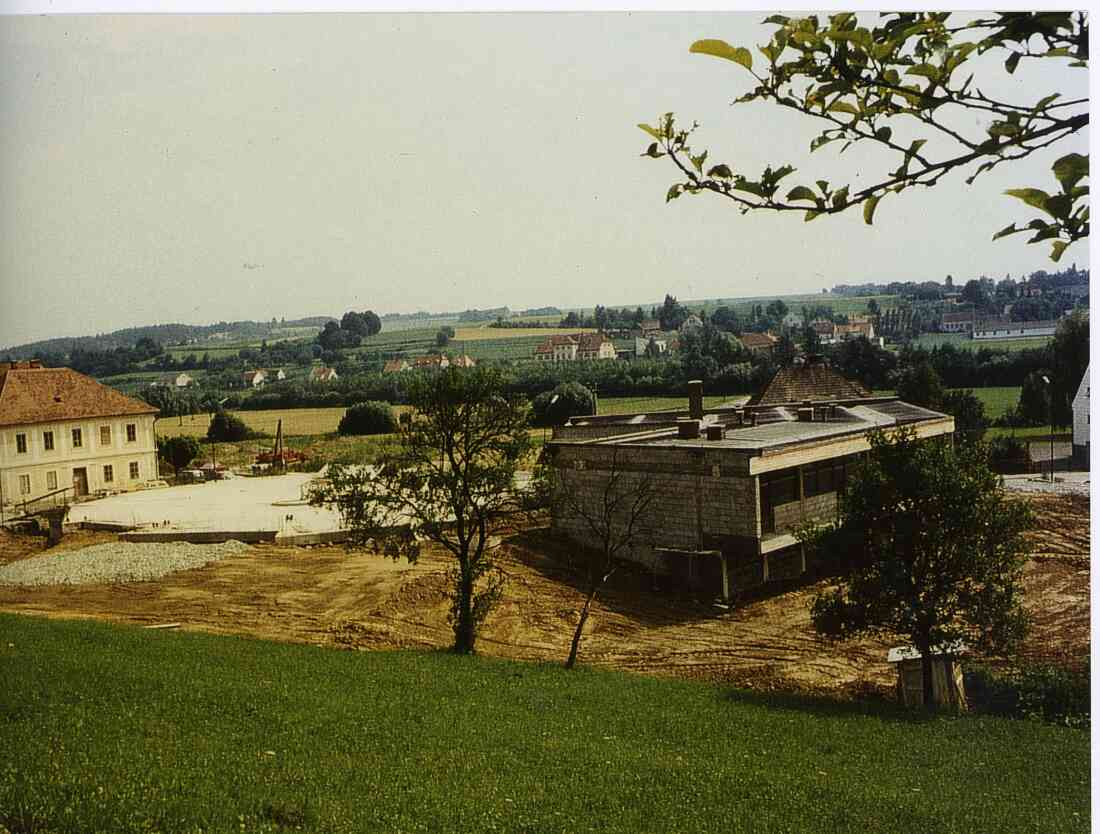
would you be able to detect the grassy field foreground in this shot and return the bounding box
[0,616,1088,833]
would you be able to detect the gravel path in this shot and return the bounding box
[1002,475,1090,497]
[0,540,251,587]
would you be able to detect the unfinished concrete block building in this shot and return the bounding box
[546,358,954,599]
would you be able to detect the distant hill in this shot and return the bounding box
[1,317,335,360]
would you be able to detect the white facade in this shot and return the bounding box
[972,322,1057,340]
[1072,364,1089,468]
[0,413,158,507]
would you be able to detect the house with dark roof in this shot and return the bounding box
[546,367,952,600]
[940,311,974,334]
[738,332,780,354]
[382,359,411,374]
[534,333,615,362]
[0,361,160,506]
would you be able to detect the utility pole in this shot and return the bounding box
[1042,374,1054,483]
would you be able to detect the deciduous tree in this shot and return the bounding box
[641,12,1088,261]
[310,367,533,654]
[800,428,1033,708]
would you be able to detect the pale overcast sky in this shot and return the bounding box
[0,11,1090,346]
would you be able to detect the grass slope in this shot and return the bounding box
[0,616,1088,834]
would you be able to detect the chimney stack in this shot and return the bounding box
[677,418,701,439]
[688,379,704,421]
[706,424,723,441]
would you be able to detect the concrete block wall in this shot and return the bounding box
[771,491,838,535]
[549,443,758,572]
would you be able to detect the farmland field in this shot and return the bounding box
[912,332,1053,352]
[454,326,595,340]
[155,407,351,438]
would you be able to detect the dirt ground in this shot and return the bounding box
[0,493,1088,697]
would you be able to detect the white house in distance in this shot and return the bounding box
[242,369,267,388]
[534,333,616,362]
[1072,364,1089,469]
[972,319,1058,340]
[0,361,159,507]
[156,372,193,388]
[309,366,339,383]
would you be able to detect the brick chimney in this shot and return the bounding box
[688,379,704,420]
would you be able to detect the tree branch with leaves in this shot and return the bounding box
[641,11,1088,261]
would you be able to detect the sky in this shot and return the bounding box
[0,10,1091,347]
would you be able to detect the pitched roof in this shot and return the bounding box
[739,332,779,349]
[382,359,409,372]
[811,320,836,335]
[836,321,873,337]
[577,333,612,350]
[0,362,158,428]
[535,334,581,354]
[751,359,870,406]
[309,366,338,379]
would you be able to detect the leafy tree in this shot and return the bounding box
[436,326,456,348]
[1015,370,1051,426]
[644,338,663,359]
[157,436,201,473]
[532,382,596,427]
[659,294,689,332]
[641,12,1088,261]
[1048,310,1089,425]
[709,305,742,334]
[941,389,989,446]
[207,410,254,443]
[545,449,655,669]
[338,401,398,436]
[801,428,1033,708]
[830,336,896,389]
[318,321,361,351]
[895,359,945,409]
[800,321,822,354]
[341,310,382,338]
[867,298,880,316]
[310,367,533,654]
[960,279,988,307]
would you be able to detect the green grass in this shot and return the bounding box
[599,395,742,415]
[0,616,1088,834]
[874,388,1022,420]
[912,332,1054,352]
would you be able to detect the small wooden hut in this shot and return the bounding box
[887,642,968,710]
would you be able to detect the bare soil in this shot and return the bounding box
[0,493,1088,696]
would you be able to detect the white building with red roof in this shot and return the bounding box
[0,361,160,506]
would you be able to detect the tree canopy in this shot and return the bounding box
[801,428,1033,707]
[641,12,1088,261]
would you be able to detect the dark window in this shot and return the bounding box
[126,423,137,442]
[760,471,799,535]
[43,431,54,451]
[16,433,27,454]
[72,428,83,448]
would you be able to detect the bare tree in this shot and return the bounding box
[549,450,655,670]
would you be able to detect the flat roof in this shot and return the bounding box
[552,398,952,454]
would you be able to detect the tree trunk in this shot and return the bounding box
[453,567,476,655]
[918,637,935,711]
[565,586,598,670]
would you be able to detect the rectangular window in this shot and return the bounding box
[103,464,113,483]
[100,426,111,446]
[43,431,54,451]
[760,471,799,535]
[126,423,137,443]
[16,433,27,454]
[19,474,30,495]
[129,461,139,480]
[72,428,83,448]
[46,471,57,491]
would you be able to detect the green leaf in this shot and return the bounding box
[804,210,823,222]
[666,184,683,203]
[906,63,940,80]
[690,39,753,71]
[762,14,790,25]
[733,179,767,198]
[1005,188,1052,212]
[875,126,893,143]
[863,194,881,225]
[991,223,1021,241]
[690,150,708,173]
[988,122,1021,138]
[816,180,830,195]
[1051,240,1068,262]
[1033,93,1061,111]
[1043,194,1072,220]
[1005,52,1021,74]
[706,164,733,179]
[1052,153,1088,191]
[832,186,850,208]
[637,123,662,140]
[827,100,860,116]
[786,185,818,202]
[642,142,662,159]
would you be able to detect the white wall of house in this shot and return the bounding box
[0,413,158,506]
[973,323,1057,340]
[1072,365,1089,466]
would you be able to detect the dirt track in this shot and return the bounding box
[0,493,1088,696]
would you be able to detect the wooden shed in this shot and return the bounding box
[887,642,968,710]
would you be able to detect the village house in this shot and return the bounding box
[242,369,267,388]
[634,335,669,357]
[534,333,615,362]
[413,355,449,370]
[382,359,411,374]
[972,319,1058,340]
[640,319,662,336]
[0,361,160,508]
[264,368,287,381]
[1073,365,1089,469]
[156,372,193,388]
[810,320,838,344]
[546,358,953,600]
[738,332,779,355]
[449,354,477,369]
[308,366,339,383]
[679,314,704,335]
[939,311,974,334]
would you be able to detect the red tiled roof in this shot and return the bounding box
[577,333,612,350]
[0,362,158,428]
[752,361,869,406]
[739,332,779,349]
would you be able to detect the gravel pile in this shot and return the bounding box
[0,540,252,587]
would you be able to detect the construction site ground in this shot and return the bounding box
[0,492,1088,698]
